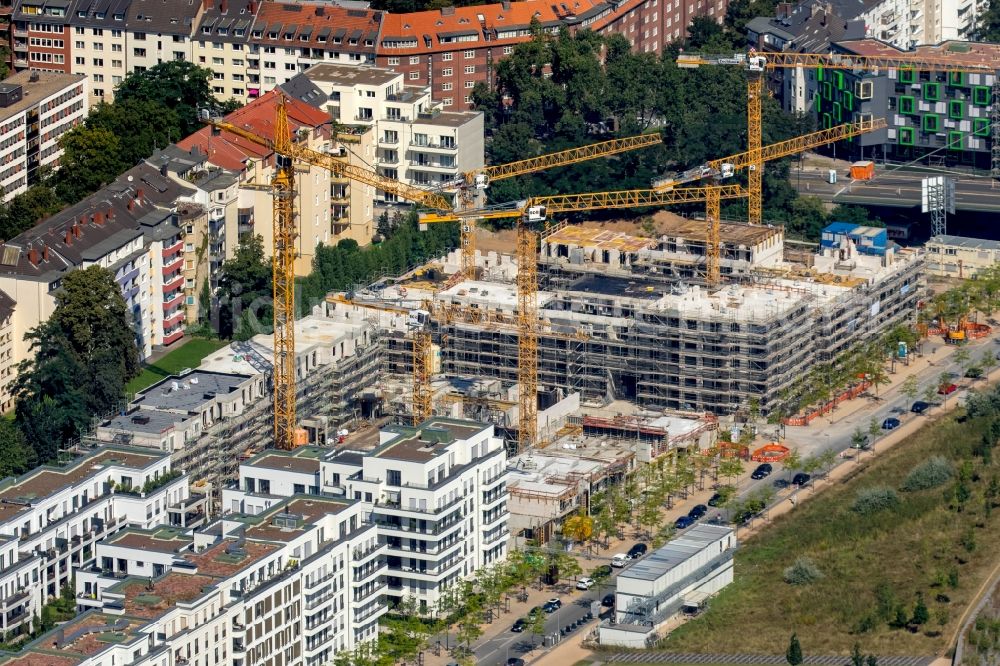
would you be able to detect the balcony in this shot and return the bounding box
[12,27,25,37]
[162,256,183,276]
[410,160,458,173]
[162,292,184,311]
[1,590,28,609]
[379,136,398,146]
[161,240,183,259]
[482,527,509,545]
[353,561,387,586]
[163,328,184,346]
[352,542,385,562]
[410,141,458,153]
[377,154,399,165]
[164,310,185,328]
[164,271,184,289]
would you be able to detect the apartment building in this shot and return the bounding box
[177,89,375,274]
[95,312,383,502]
[11,0,73,72]
[191,0,259,102]
[0,445,202,639]
[0,69,88,200]
[298,63,484,196]
[809,39,999,168]
[0,162,197,410]
[225,417,509,612]
[374,0,725,108]
[73,492,384,664]
[246,1,379,100]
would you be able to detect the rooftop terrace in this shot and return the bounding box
[105,527,193,554]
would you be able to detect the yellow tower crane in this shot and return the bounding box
[449,133,664,279]
[420,184,747,452]
[677,50,994,225]
[652,118,887,283]
[206,98,453,449]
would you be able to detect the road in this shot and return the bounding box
[791,168,1000,212]
[736,332,994,507]
[472,576,618,666]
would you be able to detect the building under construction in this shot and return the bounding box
[336,217,923,417]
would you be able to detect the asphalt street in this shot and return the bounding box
[792,169,1000,212]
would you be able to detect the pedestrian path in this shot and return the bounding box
[603,653,933,665]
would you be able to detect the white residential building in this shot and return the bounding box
[0,69,88,201]
[225,417,509,612]
[74,492,385,666]
[297,62,484,202]
[0,445,204,639]
[599,524,736,647]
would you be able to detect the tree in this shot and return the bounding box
[868,417,882,442]
[902,375,919,401]
[782,448,802,480]
[114,61,221,136]
[851,428,868,450]
[911,594,929,626]
[0,184,64,242]
[15,266,139,463]
[0,419,35,478]
[83,99,182,167]
[217,234,272,338]
[529,607,547,646]
[976,0,1000,42]
[562,514,593,543]
[954,347,973,373]
[786,633,803,666]
[55,126,124,202]
[922,384,938,406]
[719,457,745,485]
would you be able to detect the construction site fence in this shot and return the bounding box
[781,380,871,427]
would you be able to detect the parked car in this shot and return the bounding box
[882,417,901,430]
[707,492,723,507]
[792,473,811,486]
[911,401,930,414]
[601,593,615,608]
[688,504,708,520]
[592,564,612,578]
[674,515,695,530]
[611,553,630,568]
[576,577,595,590]
[966,367,984,379]
[627,543,648,559]
[938,383,958,395]
[751,463,773,480]
[773,479,790,490]
[511,618,527,632]
[543,598,562,613]
[507,659,525,666]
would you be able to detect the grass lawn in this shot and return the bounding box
[660,407,1000,657]
[126,338,228,394]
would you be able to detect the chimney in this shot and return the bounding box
[219,0,227,13]
[137,188,144,203]
[28,247,39,266]
[64,230,73,246]
[776,2,792,18]
[107,206,114,220]
[248,0,256,12]
[95,211,105,226]
[42,245,49,262]
[810,2,820,17]
[127,198,134,211]
[202,0,211,9]
[73,222,81,238]
[160,162,168,177]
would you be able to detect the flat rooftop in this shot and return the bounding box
[181,539,280,577]
[104,527,193,554]
[33,613,145,655]
[413,110,480,127]
[836,38,999,70]
[0,71,85,123]
[0,448,164,524]
[304,62,399,87]
[245,447,325,475]
[0,653,81,666]
[116,574,217,619]
[135,371,252,413]
[437,280,556,310]
[928,234,1000,251]
[241,496,353,542]
[374,418,486,463]
[622,523,734,583]
[101,409,187,435]
[544,226,656,254]
[654,216,783,246]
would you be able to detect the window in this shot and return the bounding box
[93,73,104,82]
[214,86,224,94]
[112,43,122,52]
[442,82,452,91]
[133,48,146,57]
[923,81,940,101]
[898,95,915,114]
[973,85,990,105]
[74,40,83,48]
[463,49,474,58]
[112,59,122,68]
[92,57,103,66]
[947,130,963,150]
[464,80,474,88]
[443,97,453,106]
[948,71,963,87]
[74,56,84,65]
[898,68,915,84]
[92,28,103,36]
[464,65,475,74]
[133,32,146,40]
[387,57,399,65]
[442,52,453,61]
[974,118,990,136]
[212,57,224,65]
[409,71,419,80]
[949,99,964,119]
[387,470,401,487]
[898,126,914,145]
[442,67,452,76]
[922,114,939,133]
[409,55,420,64]
[503,46,513,54]
[464,95,471,104]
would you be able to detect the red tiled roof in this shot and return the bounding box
[176,89,331,172]
[378,0,607,55]
[254,1,381,53]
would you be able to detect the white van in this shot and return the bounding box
[611,553,630,568]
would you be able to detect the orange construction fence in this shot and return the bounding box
[751,443,790,462]
[782,380,871,427]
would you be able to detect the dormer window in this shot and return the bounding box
[299,34,308,41]
[235,28,244,36]
[269,31,278,38]
[202,26,211,33]
[218,27,228,35]
[252,29,262,37]
[77,10,86,17]
[113,12,123,20]
[96,11,105,18]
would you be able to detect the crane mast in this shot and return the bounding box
[272,99,297,450]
